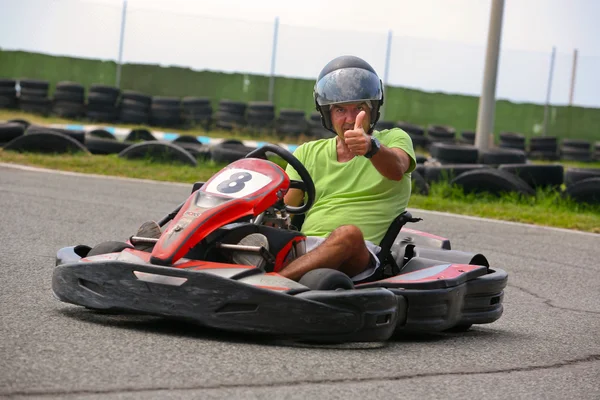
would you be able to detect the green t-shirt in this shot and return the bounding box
[285,128,416,245]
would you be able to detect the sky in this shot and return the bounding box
[1,0,599,107]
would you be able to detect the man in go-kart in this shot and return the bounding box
[277,55,416,283]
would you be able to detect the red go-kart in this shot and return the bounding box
[52,144,507,342]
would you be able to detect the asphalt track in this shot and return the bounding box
[1,163,599,400]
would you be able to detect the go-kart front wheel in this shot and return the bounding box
[299,268,355,291]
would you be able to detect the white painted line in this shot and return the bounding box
[0,162,190,187]
[408,208,600,237]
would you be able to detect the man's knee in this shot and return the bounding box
[329,225,365,246]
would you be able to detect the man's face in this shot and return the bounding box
[329,102,371,138]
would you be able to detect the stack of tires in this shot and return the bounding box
[528,136,559,160]
[18,79,51,116]
[275,109,307,138]
[215,100,246,131]
[564,168,600,205]
[397,122,428,149]
[119,91,151,125]
[594,142,600,161]
[307,112,333,139]
[245,101,275,134]
[427,125,456,146]
[181,97,212,130]
[86,85,120,123]
[460,130,475,145]
[561,139,592,162]
[52,81,86,119]
[150,96,181,128]
[374,120,395,131]
[498,132,526,151]
[0,79,17,109]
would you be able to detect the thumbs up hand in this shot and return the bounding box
[343,110,371,156]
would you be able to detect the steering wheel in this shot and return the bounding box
[246,144,315,214]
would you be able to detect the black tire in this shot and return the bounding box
[87,241,134,257]
[53,90,85,103]
[411,170,430,196]
[125,129,156,142]
[562,139,591,150]
[0,123,25,144]
[175,142,211,160]
[25,126,85,144]
[87,129,116,139]
[480,148,527,165]
[564,168,600,186]
[530,136,558,152]
[564,177,600,205]
[528,150,559,161]
[87,92,118,105]
[450,168,536,196]
[298,268,355,290]
[121,90,151,105]
[561,148,592,162]
[85,137,132,155]
[4,131,90,154]
[152,96,181,107]
[119,108,149,124]
[374,120,395,131]
[498,164,564,189]
[7,119,30,129]
[211,141,257,163]
[397,122,425,136]
[182,97,210,106]
[89,84,120,97]
[423,164,491,184]
[118,141,197,166]
[430,143,479,164]
[19,79,49,91]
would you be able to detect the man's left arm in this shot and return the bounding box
[368,145,411,181]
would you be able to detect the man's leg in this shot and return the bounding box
[278,225,371,281]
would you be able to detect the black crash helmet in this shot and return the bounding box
[314,55,384,133]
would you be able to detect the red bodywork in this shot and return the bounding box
[150,158,289,265]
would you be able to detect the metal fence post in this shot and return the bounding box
[381,30,393,121]
[542,46,556,137]
[475,0,505,151]
[115,0,128,88]
[568,49,578,106]
[268,17,279,103]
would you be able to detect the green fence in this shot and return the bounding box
[1,49,598,143]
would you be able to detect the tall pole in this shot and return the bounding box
[475,0,505,151]
[381,30,393,120]
[115,0,128,88]
[568,48,578,106]
[268,17,279,103]
[542,46,556,137]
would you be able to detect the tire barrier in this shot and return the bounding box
[25,125,85,145]
[4,130,90,154]
[86,84,120,122]
[422,164,491,184]
[561,139,592,162]
[564,177,600,205]
[307,112,334,139]
[52,81,85,119]
[450,169,536,197]
[411,169,429,196]
[18,79,51,115]
[124,128,156,142]
[276,109,308,137]
[246,102,275,134]
[119,90,151,124]
[564,167,600,186]
[118,141,198,166]
[480,148,527,165]
[87,129,116,140]
[210,140,257,163]
[215,100,246,131]
[173,135,211,160]
[498,132,526,151]
[0,122,25,145]
[429,143,479,164]
[84,136,134,155]
[498,164,564,189]
[0,79,17,109]
[181,97,212,130]
[427,124,456,145]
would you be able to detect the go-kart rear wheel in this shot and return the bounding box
[299,268,355,291]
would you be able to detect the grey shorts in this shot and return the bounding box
[305,236,382,282]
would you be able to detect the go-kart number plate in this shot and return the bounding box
[204,168,272,199]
